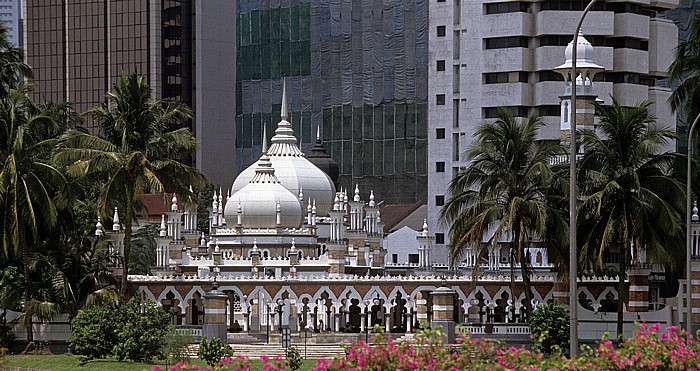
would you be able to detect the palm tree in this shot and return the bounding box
[668,11,700,124]
[577,100,685,341]
[0,85,66,344]
[0,23,32,97]
[56,72,206,299]
[440,107,565,319]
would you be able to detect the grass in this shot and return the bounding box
[0,354,320,371]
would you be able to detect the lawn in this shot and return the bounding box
[0,355,319,371]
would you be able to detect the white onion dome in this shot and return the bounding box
[554,33,604,73]
[231,81,336,215]
[225,153,303,228]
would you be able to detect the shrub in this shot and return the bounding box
[285,345,303,371]
[197,336,234,367]
[164,326,195,363]
[114,299,171,363]
[68,304,122,360]
[529,303,570,355]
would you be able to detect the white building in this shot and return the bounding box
[428,0,679,264]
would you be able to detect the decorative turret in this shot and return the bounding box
[416,219,435,268]
[160,215,167,237]
[554,33,604,144]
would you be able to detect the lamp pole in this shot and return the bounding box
[364,300,370,343]
[569,0,598,357]
[686,113,700,332]
[266,300,271,344]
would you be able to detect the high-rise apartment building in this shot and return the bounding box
[23,0,236,187]
[428,0,679,264]
[0,0,21,46]
[235,0,429,204]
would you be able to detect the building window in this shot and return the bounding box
[484,36,528,49]
[485,2,530,14]
[436,162,445,172]
[408,254,419,264]
[483,106,529,119]
[437,0,446,2]
[392,254,398,264]
[435,233,445,244]
[436,128,445,139]
[435,195,445,206]
[436,60,445,71]
[436,94,446,105]
[437,25,446,37]
[484,72,528,84]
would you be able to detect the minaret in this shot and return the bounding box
[327,192,348,277]
[347,185,368,267]
[416,219,435,269]
[554,33,604,146]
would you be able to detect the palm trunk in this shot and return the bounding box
[19,223,33,345]
[509,245,516,321]
[119,188,134,300]
[616,242,626,344]
[518,234,534,321]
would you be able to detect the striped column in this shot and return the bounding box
[203,282,228,342]
[430,285,456,343]
[627,268,651,312]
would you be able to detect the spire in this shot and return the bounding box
[262,125,268,154]
[200,232,206,246]
[160,215,167,237]
[354,184,360,202]
[694,200,699,222]
[112,207,120,232]
[290,238,296,251]
[281,77,288,121]
[171,193,178,211]
[316,125,321,141]
[212,190,218,210]
[299,187,304,204]
[369,190,375,207]
[422,219,428,237]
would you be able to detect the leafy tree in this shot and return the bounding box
[56,72,206,299]
[114,300,171,363]
[68,304,123,361]
[577,100,685,341]
[440,107,565,319]
[529,304,570,355]
[0,85,66,344]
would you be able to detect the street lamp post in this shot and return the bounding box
[266,299,271,344]
[686,113,700,332]
[276,299,284,333]
[567,0,598,356]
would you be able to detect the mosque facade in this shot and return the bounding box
[100,39,684,340]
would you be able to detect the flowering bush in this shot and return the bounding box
[152,323,699,371]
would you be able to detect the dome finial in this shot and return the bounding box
[171,193,178,211]
[369,190,376,207]
[113,207,120,231]
[95,215,104,236]
[354,184,360,202]
[281,78,288,121]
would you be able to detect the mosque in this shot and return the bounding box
[96,37,686,342]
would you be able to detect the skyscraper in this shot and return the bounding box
[235,0,429,204]
[428,0,679,264]
[0,0,21,46]
[23,0,236,187]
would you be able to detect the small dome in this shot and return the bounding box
[306,126,340,189]
[231,80,336,215]
[554,33,604,75]
[224,153,303,229]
